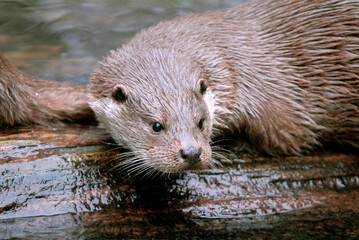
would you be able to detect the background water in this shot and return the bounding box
[0,0,250,84]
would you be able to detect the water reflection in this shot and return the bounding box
[1,127,359,238]
[0,0,250,83]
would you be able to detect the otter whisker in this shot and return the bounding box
[127,161,149,174]
[110,150,149,163]
[209,151,234,169]
[208,158,222,169]
[131,162,154,177]
[212,151,231,163]
[112,152,136,161]
[118,158,144,170]
[109,151,168,179]
[160,171,175,180]
[112,149,143,157]
[113,161,137,172]
[111,157,142,173]
[142,167,160,180]
[106,152,136,166]
[110,162,134,174]
[211,145,234,154]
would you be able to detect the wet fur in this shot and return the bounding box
[0,52,94,127]
[91,0,359,159]
[1,0,358,172]
[90,49,214,172]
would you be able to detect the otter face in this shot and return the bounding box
[90,48,215,174]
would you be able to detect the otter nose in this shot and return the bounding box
[180,146,202,165]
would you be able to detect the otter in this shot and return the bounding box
[2,0,359,173]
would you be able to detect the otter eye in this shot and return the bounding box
[198,118,205,131]
[152,122,163,132]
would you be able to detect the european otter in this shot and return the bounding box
[2,0,359,173]
[89,0,359,172]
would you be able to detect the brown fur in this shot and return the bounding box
[1,0,358,172]
[0,52,95,127]
[90,0,359,172]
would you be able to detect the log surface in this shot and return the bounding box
[1,126,359,239]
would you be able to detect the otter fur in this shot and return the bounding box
[0,52,94,127]
[90,0,359,172]
[1,0,359,173]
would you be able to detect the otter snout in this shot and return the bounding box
[180,146,202,165]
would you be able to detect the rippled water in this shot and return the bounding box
[0,0,250,84]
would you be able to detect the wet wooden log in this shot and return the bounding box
[1,126,359,239]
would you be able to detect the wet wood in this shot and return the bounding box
[1,126,358,239]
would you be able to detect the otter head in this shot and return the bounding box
[90,47,215,174]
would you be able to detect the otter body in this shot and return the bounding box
[1,0,358,173]
[90,0,359,173]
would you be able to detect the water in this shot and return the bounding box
[0,0,250,84]
[1,0,359,239]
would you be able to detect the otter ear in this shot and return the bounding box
[112,85,128,102]
[199,79,208,95]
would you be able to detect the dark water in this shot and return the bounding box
[1,0,359,239]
